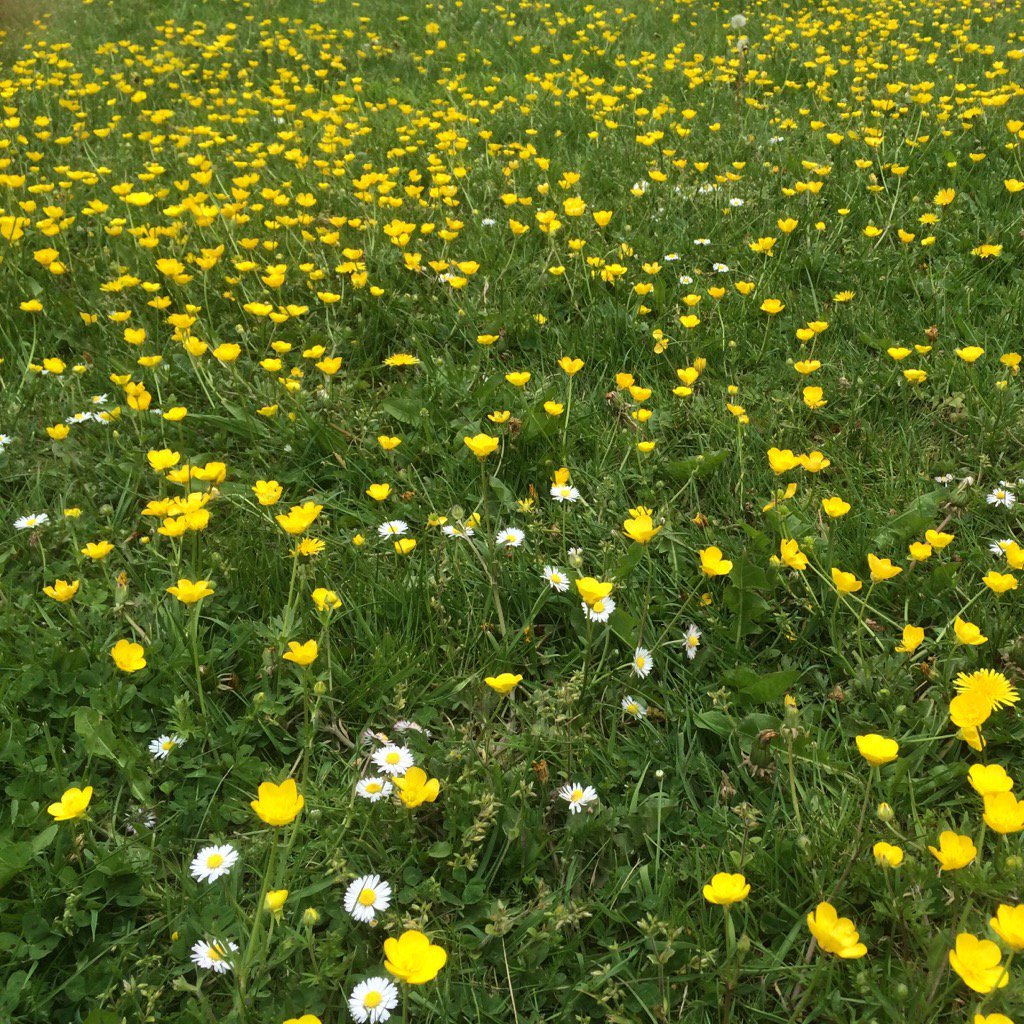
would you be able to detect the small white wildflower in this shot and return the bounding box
[550,484,580,503]
[684,623,702,660]
[191,939,238,973]
[621,695,648,719]
[632,647,654,678]
[149,734,184,760]
[496,527,525,548]
[356,777,394,802]
[190,844,239,884]
[377,519,409,537]
[583,596,616,623]
[987,487,1016,509]
[371,744,414,776]
[543,565,570,592]
[344,874,393,923]
[348,977,400,1024]
[14,512,49,530]
[558,782,598,814]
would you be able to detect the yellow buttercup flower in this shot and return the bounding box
[251,779,304,826]
[953,616,987,646]
[872,842,903,868]
[384,929,447,984]
[43,578,80,602]
[166,578,215,604]
[968,763,1014,797]
[394,767,440,808]
[806,902,866,959]
[311,588,342,612]
[623,514,661,544]
[702,872,750,905]
[283,640,318,666]
[575,577,613,607]
[831,568,862,593]
[854,734,899,767]
[895,624,924,653]
[110,639,146,673]
[989,905,1024,951]
[252,480,283,506]
[47,786,93,821]
[949,933,1010,993]
[699,546,732,577]
[928,830,977,871]
[463,433,499,458]
[983,793,1024,834]
[485,672,522,695]
[821,496,850,518]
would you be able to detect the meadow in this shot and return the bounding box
[1,0,1023,1019]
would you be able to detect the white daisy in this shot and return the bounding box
[191,938,238,973]
[190,844,239,884]
[91,394,108,405]
[344,874,393,923]
[694,238,711,246]
[65,411,95,425]
[149,734,184,759]
[558,782,598,814]
[371,744,414,776]
[678,274,694,285]
[713,262,730,273]
[684,623,702,660]
[377,519,409,538]
[663,252,680,262]
[481,217,496,227]
[0,433,12,450]
[356,777,394,802]
[621,695,648,719]
[934,473,954,484]
[542,565,570,592]
[496,527,526,548]
[583,596,616,623]
[550,483,580,503]
[393,720,431,737]
[729,198,744,207]
[14,512,49,530]
[632,647,654,677]
[348,977,399,1024]
[991,539,1014,556]
[987,487,1016,509]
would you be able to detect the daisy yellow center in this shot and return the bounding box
[366,782,382,793]
[207,853,224,868]
[687,637,698,647]
[364,991,383,1009]
[358,887,377,906]
[571,788,583,801]
[386,752,400,764]
[161,740,175,750]
[626,703,638,713]
[552,574,562,583]
[636,657,646,668]
[208,945,224,961]
[592,600,606,613]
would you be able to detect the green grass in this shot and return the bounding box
[1,0,1024,1021]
